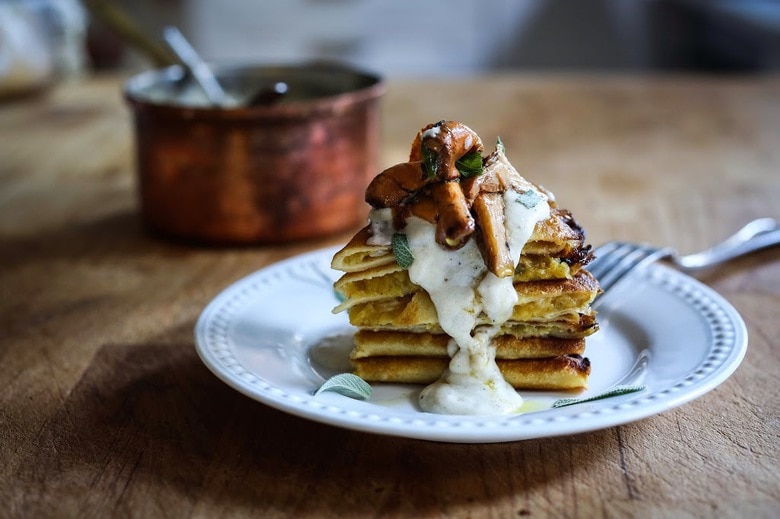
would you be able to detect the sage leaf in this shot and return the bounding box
[552,385,646,408]
[392,233,414,268]
[455,151,484,178]
[315,373,372,400]
[496,136,505,154]
[516,189,543,209]
[421,146,438,179]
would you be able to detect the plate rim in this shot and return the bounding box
[194,246,748,443]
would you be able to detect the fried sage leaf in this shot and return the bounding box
[314,373,372,400]
[455,150,484,178]
[421,146,439,179]
[516,189,543,209]
[551,385,646,408]
[392,232,415,268]
[496,136,506,154]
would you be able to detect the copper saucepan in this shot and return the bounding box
[124,62,384,244]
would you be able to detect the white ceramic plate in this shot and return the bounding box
[194,246,748,443]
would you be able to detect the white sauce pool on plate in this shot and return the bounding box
[404,187,550,415]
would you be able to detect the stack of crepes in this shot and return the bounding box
[331,121,600,391]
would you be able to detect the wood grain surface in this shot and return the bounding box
[1,74,779,518]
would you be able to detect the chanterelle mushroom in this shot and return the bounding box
[364,120,526,276]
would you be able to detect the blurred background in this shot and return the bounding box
[2,0,780,96]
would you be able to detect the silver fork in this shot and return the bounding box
[588,217,780,295]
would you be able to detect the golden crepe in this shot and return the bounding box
[331,121,600,414]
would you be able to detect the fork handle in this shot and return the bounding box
[676,218,780,271]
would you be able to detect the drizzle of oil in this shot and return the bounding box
[516,399,549,414]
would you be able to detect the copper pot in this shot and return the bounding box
[124,62,384,244]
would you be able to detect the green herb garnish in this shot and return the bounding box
[496,136,505,154]
[455,150,484,178]
[314,373,372,400]
[392,233,414,268]
[516,190,543,209]
[551,385,646,408]
[421,146,438,179]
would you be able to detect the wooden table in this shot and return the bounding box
[2,74,779,518]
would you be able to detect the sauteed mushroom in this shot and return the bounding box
[411,120,484,180]
[473,192,514,277]
[365,120,530,276]
[365,161,429,208]
[431,181,475,248]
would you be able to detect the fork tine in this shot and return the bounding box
[587,242,635,281]
[596,244,672,293]
[585,244,618,280]
[596,244,655,292]
[586,241,621,274]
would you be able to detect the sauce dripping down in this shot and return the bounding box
[364,121,551,415]
[404,187,550,415]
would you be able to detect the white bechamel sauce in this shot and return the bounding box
[404,186,551,415]
[367,208,394,246]
[421,126,441,140]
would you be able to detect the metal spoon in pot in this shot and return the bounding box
[162,26,288,108]
[162,26,228,106]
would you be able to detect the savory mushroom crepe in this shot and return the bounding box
[332,121,599,415]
